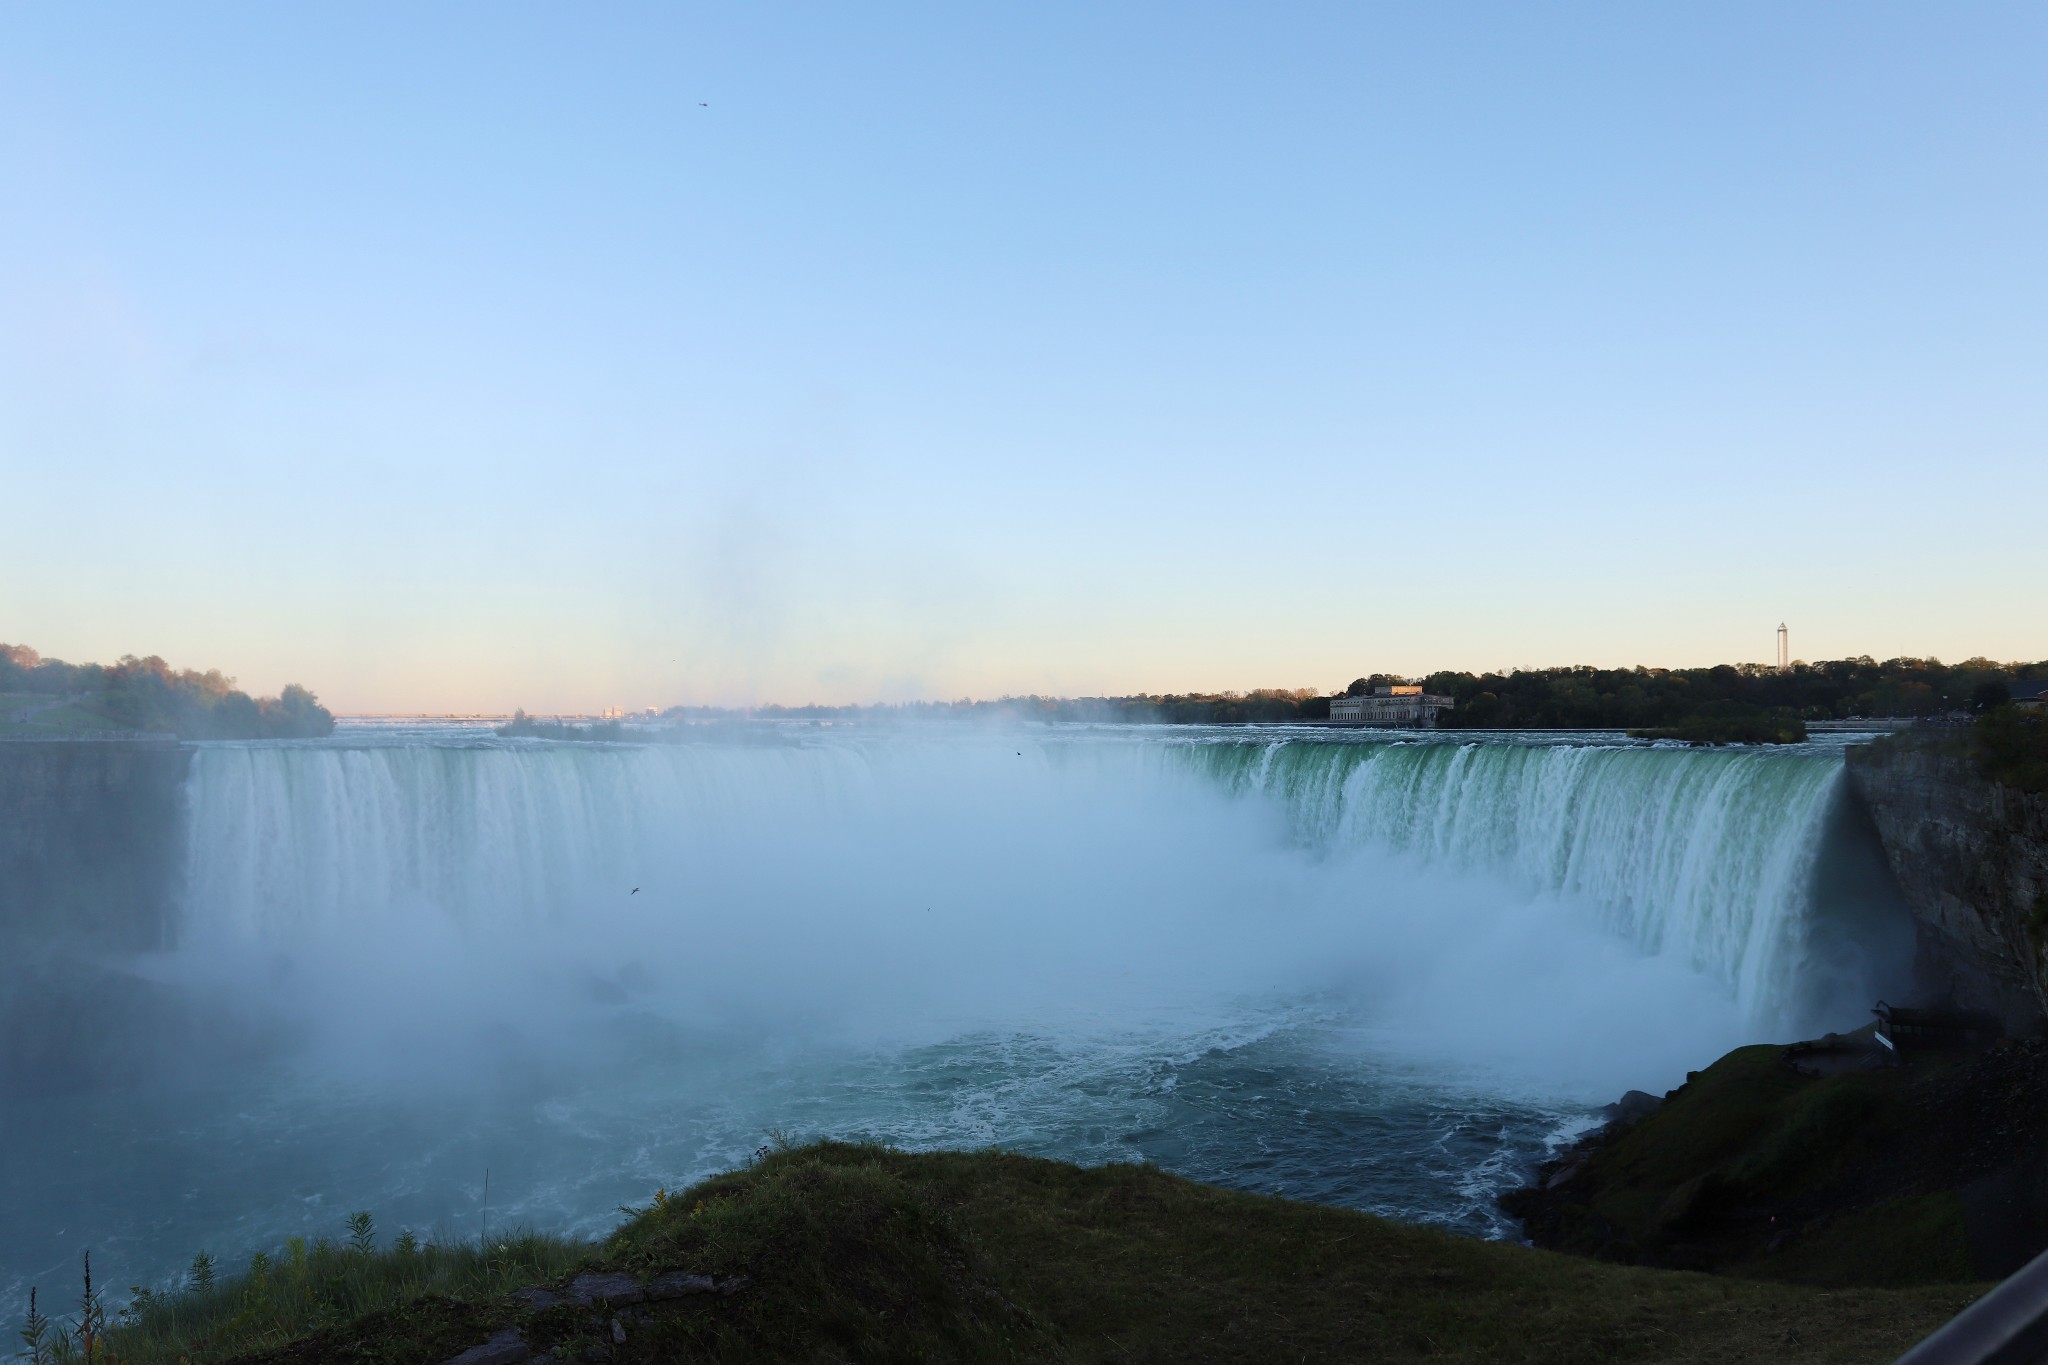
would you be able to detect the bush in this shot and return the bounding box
[1978,706,2048,794]
[46,1219,587,1365]
[1630,704,1807,745]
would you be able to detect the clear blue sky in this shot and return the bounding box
[3,3,2043,711]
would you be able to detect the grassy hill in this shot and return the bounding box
[72,1142,1975,1365]
[1506,1031,2048,1289]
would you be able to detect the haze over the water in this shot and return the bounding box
[3,4,2045,710]
[0,721,1918,1302]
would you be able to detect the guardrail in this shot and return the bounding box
[0,729,180,743]
[1896,1248,2048,1364]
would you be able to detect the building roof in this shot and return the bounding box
[2010,680,2048,701]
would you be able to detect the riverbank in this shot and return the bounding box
[1502,1029,2048,1288]
[83,1142,1972,1365]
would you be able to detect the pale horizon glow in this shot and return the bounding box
[3,4,2043,712]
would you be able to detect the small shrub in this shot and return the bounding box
[76,1251,108,1363]
[18,1285,53,1365]
[78,1213,589,1365]
[120,1286,162,1327]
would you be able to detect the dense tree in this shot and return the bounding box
[1414,657,2045,731]
[0,643,334,739]
[1972,680,2014,712]
[1975,701,2048,794]
[619,659,2046,735]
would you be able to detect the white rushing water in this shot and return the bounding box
[177,726,1892,1047]
[1,724,1914,1306]
[1167,735,1865,1022]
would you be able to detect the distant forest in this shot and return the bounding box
[1417,656,2044,730]
[723,690,1336,726]
[0,644,335,739]
[642,655,2046,732]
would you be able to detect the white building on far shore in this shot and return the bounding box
[1329,685,1456,728]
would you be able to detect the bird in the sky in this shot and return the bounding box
[630,888,640,895]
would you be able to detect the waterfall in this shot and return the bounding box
[1165,737,1856,1020]
[1,726,1914,1304]
[176,730,1893,1039]
[180,738,879,933]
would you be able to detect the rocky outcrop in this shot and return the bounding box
[1504,1034,2048,1283]
[437,1270,753,1364]
[0,738,200,1089]
[1846,732,2048,1034]
[0,737,191,951]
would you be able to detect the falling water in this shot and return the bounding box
[1166,735,1854,1020]
[0,724,1912,1308]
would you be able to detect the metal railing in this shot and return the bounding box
[1897,1248,2048,1365]
[0,729,179,743]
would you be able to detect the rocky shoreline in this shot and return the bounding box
[1502,1029,2048,1286]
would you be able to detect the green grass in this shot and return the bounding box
[1517,1034,2015,1285]
[54,1143,1978,1365]
[1742,1195,1975,1289]
[0,694,129,736]
[1569,1046,1804,1242]
[72,1226,588,1364]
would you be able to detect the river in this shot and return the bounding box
[0,722,1914,1305]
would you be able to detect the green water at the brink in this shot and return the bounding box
[1162,730,1851,1017]
[2,724,1904,1306]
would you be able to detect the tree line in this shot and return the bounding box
[637,658,2043,732]
[653,689,1338,727]
[1413,656,2044,731]
[1976,702,2048,795]
[1,643,335,739]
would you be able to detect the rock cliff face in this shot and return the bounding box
[1846,732,2048,1034]
[0,737,192,951]
[0,738,201,1089]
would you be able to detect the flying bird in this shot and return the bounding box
[630,887,640,895]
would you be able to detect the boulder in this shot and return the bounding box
[442,1329,529,1365]
[1604,1090,1664,1128]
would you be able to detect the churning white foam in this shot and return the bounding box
[168,727,1895,1100]
[1,726,1916,1306]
